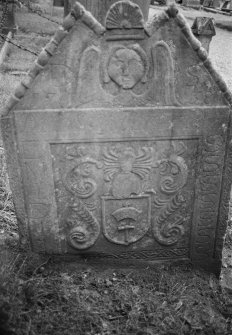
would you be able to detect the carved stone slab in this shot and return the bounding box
[1,1,232,273]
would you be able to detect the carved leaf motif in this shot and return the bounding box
[152,143,188,245]
[153,193,186,245]
[66,199,100,250]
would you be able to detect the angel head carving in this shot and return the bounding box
[103,44,149,90]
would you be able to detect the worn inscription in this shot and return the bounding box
[193,136,225,258]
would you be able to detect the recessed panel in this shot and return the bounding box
[51,138,198,260]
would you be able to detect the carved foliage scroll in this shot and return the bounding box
[152,142,188,245]
[62,146,102,250]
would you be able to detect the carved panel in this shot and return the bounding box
[51,139,197,256]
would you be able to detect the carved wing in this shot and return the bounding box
[151,41,179,106]
[103,147,120,181]
[77,46,106,105]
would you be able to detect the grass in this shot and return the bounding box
[0,147,17,235]
[1,256,232,335]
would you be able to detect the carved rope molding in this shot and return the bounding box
[2,1,232,116]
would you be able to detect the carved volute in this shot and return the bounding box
[65,0,150,22]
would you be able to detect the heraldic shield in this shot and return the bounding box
[102,195,151,245]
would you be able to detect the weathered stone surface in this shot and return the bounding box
[1,1,232,273]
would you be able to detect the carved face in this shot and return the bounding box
[108,48,145,89]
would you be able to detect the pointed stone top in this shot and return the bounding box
[192,17,216,36]
[2,1,232,116]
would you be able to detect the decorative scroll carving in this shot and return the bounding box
[158,158,188,195]
[103,145,152,198]
[194,135,224,258]
[64,146,103,198]
[152,142,188,245]
[66,199,100,250]
[151,41,179,106]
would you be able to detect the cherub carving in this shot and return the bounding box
[103,44,149,92]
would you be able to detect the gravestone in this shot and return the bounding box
[2,1,232,273]
[182,0,201,9]
[221,0,232,12]
[192,17,216,52]
[203,0,221,9]
[1,0,17,35]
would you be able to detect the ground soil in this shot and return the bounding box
[1,1,232,335]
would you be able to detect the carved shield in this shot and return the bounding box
[102,195,151,245]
